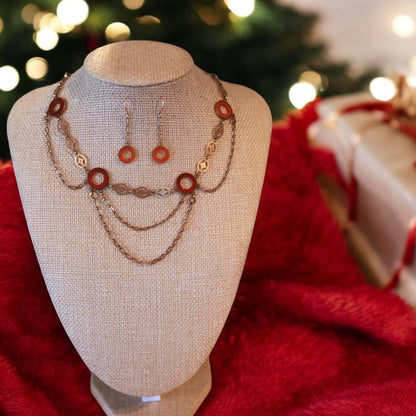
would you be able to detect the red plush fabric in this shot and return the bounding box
[2,102,416,416]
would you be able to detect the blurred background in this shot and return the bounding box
[1,0,415,160]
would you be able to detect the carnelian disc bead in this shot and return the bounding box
[118,146,136,163]
[215,100,232,119]
[152,146,170,163]
[88,168,109,190]
[48,97,66,116]
[176,172,197,194]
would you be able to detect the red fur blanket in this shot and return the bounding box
[1,103,416,415]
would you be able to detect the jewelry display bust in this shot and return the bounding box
[7,40,272,416]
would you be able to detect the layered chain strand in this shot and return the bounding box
[90,190,196,265]
[44,113,86,190]
[100,189,186,232]
[44,72,235,265]
[197,114,236,193]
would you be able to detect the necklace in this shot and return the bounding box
[44,72,236,265]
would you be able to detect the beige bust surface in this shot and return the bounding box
[7,41,272,398]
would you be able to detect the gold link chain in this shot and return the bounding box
[197,114,236,193]
[90,190,196,265]
[100,189,186,232]
[44,72,235,264]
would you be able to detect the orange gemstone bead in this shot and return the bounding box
[118,146,136,163]
[152,146,169,163]
[215,100,232,119]
[88,168,109,190]
[176,173,196,194]
[48,97,66,116]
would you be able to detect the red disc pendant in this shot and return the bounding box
[118,146,136,163]
[152,146,170,164]
[88,168,109,190]
[48,97,67,116]
[215,100,232,119]
[176,173,197,194]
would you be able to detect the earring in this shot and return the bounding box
[118,97,136,164]
[152,97,169,164]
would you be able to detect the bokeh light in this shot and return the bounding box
[369,77,397,101]
[25,57,48,80]
[50,15,75,34]
[135,15,161,24]
[406,76,416,87]
[289,81,317,109]
[105,22,131,42]
[225,0,255,17]
[0,66,20,92]
[33,11,48,31]
[123,0,145,10]
[57,0,89,26]
[33,11,74,34]
[35,28,59,51]
[392,14,415,38]
[39,12,56,30]
[0,17,3,34]
[21,3,40,24]
[197,7,222,25]
[300,70,322,90]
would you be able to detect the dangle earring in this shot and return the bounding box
[152,97,169,164]
[118,97,136,164]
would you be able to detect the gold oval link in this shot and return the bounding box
[206,141,217,156]
[111,183,131,195]
[74,152,88,169]
[212,121,224,140]
[197,157,209,173]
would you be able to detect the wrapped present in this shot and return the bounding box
[308,88,416,306]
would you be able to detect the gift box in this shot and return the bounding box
[308,92,416,306]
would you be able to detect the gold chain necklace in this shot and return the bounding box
[44,73,236,265]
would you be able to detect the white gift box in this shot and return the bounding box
[309,93,416,306]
